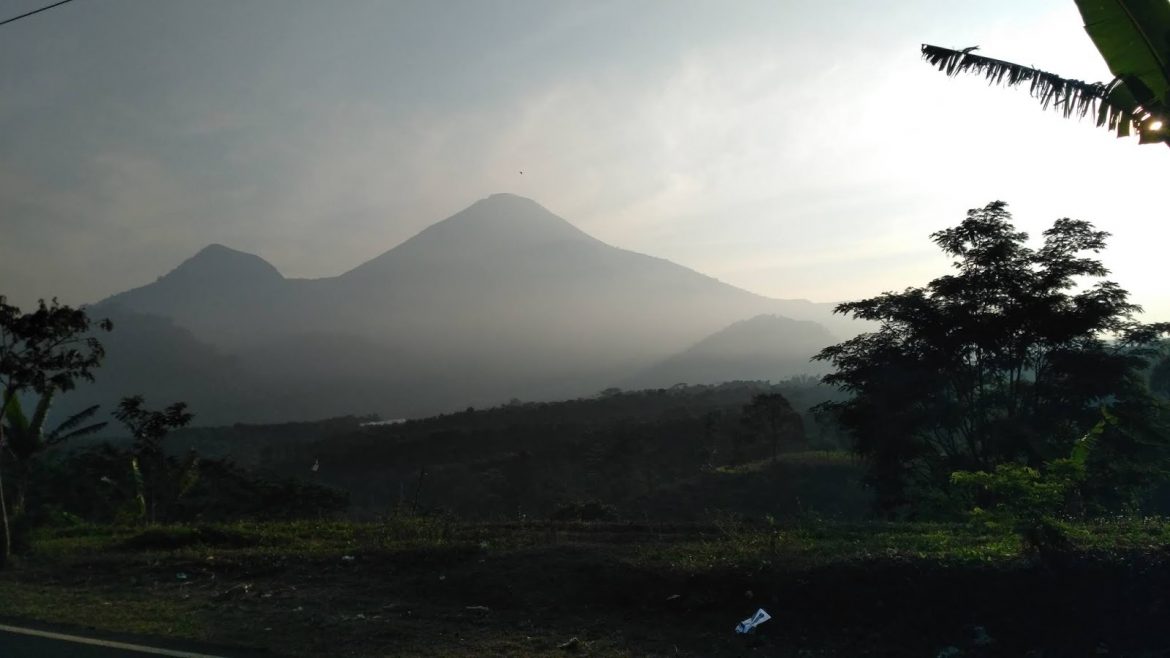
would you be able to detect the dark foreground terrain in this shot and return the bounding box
[3,519,1170,657]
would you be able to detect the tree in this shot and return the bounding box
[741,393,803,462]
[0,296,111,564]
[112,396,195,525]
[814,201,1169,512]
[1150,352,1170,397]
[921,0,1170,146]
[2,391,106,517]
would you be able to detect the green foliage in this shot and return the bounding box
[947,409,1135,560]
[1075,0,1170,144]
[948,410,1114,522]
[2,392,106,515]
[0,297,112,402]
[951,462,1081,522]
[113,396,195,524]
[816,202,1170,513]
[0,296,112,563]
[33,443,347,524]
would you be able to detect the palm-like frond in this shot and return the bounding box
[921,44,1147,139]
[29,390,53,441]
[45,404,105,445]
[176,454,201,500]
[921,44,1168,145]
[3,396,29,435]
[45,421,107,446]
[2,394,105,456]
[1,396,35,460]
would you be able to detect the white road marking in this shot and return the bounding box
[0,623,230,657]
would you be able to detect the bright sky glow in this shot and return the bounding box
[1,0,1167,319]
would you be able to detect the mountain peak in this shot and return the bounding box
[483,191,538,203]
[343,194,600,278]
[436,193,593,241]
[166,243,284,286]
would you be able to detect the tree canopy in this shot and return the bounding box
[815,201,1169,511]
[0,296,111,562]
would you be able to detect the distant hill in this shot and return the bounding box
[628,314,835,389]
[74,194,856,424]
[78,307,269,423]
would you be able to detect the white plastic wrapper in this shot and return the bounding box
[734,608,771,634]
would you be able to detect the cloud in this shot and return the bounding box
[2,0,1168,321]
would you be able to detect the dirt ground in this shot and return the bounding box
[3,523,1170,657]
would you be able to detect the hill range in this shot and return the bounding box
[73,193,854,424]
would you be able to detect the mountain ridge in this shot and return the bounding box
[628,314,835,389]
[80,194,856,424]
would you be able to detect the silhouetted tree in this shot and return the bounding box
[742,393,803,462]
[815,201,1169,511]
[112,396,195,524]
[0,296,111,563]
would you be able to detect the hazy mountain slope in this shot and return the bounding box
[324,194,843,366]
[59,308,267,424]
[85,193,852,423]
[627,314,835,389]
[98,244,295,345]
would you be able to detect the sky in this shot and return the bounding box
[2,0,1168,319]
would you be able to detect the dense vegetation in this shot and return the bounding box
[816,201,1170,516]
[5,201,1170,655]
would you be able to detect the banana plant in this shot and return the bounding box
[921,0,1170,146]
[2,391,106,515]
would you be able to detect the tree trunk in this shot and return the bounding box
[0,421,10,568]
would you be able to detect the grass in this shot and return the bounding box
[0,580,204,638]
[5,517,1170,656]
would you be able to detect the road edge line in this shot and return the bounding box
[0,622,229,657]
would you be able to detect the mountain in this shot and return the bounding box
[627,314,835,389]
[77,193,854,424]
[99,243,290,345]
[78,307,270,423]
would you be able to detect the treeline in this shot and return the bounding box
[226,379,858,520]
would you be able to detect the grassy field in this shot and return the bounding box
[4,518,1170,656]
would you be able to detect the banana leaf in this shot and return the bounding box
[130,457,147,522]
[921,44,1141,138]
[1075,0,1170,144]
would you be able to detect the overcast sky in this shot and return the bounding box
[2,0,1167,319]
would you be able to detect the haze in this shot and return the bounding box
[1,0,1167,318]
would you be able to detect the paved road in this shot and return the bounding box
[0,623,240,657]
